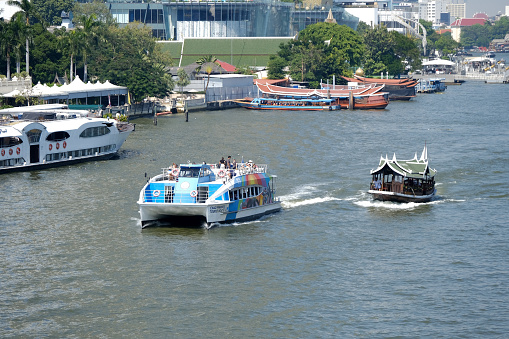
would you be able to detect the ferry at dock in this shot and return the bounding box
[0,107,134,173]
[234,96,341,111]
[368,145,437,203]
[138,161,281,228]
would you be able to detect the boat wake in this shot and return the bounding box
[279,182,343,209]
[352,191,465,210]
[282,196,341,208]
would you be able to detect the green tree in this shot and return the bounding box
[0,16,24,79]
[89,23,174,101]
[7,0,43,75]
[176,68,190,99]
[195,55,220,91]
[362,25,421,76]
[9,14,26,74]
[267,22,364,87]
[434,31,459,56]
[73,0,115,25]
[32,0,74,26]
[31,23,66,84]
[76,14,101,82]
[56,28,80,82]
[267,54,287,79]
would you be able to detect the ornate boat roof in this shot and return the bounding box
[370,146,437,179]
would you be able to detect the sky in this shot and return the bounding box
[466,0,509,17]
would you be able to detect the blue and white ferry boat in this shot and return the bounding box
[138,161,281,228]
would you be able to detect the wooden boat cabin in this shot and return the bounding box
[368,146,437,203]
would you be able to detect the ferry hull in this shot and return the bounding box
[139,201,282,228]
[0,152,118,174]
[368,189,435,203]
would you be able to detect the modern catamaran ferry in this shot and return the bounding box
[0,107,134,173]
[138,161,281,228]
[368,145,437,203]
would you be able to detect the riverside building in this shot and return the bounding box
[106,0,359,40]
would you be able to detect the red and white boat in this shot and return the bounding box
[250,82,389,109]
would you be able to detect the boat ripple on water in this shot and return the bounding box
[138,160,282,227]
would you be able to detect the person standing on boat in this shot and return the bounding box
[219,157,226,168]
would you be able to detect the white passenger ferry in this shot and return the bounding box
[138,161,281,228]
[0,108,134,173]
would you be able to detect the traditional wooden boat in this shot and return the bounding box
[247,82,389,109]
[341,75,418,101]
[368,145,437,203]
[234,96,341,111]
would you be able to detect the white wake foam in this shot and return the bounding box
[282,196,341,208]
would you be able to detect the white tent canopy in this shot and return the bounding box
[422,59,456,66]
[1,76,128,105]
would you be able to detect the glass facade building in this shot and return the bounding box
[107,1,359,40]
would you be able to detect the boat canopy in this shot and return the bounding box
[422,59,455,66]
[370,146,437,179]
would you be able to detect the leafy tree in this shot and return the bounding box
[73,0,115,25]
[362,25,421,76]
[267,54,287,79]
[9,14,26,74]
[32,0,74,26]
[56,27,80,82]
[0,16,24,79]
[267,22,364,87]
[73,14,102,83]
[89,23,174,101]
[195,55,220,91]
[30,23,66,84]
[460,18,509,48]
[176,68,190,99]
[7,0,44,75]
[434,31,459,56]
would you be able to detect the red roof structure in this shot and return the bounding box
[451,18,486,27]
[473,13,489,20]
[436,29,451,34]
[216,60,237,73]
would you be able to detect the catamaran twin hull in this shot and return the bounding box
[138,162,281,228]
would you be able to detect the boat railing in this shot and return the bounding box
[142,189,217,204]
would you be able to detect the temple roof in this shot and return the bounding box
[370,146,437,179]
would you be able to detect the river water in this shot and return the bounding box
[1,80,508,337]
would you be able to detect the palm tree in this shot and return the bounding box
[195,55,220,91]
[58,29,80,82]
[7,0,40,76]
[77,14,99,83]
[0,19,14,79]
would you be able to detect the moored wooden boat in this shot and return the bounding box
[251,83,389,109]
[341,75,417,101]
[234,96,341,111]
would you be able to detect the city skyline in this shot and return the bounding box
[466,0,509,17]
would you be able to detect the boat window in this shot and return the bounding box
[0,136,23,148]
[0,157,24,167]
[80,126,111,138]
[26,129,42,143]
[46,131,70,142]
[178,167,201,178]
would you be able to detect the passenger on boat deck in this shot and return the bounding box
[219,157,226,167]
[227,155,232,169]
[232,158,237,169]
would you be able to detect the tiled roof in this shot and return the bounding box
[451,18,486,27]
